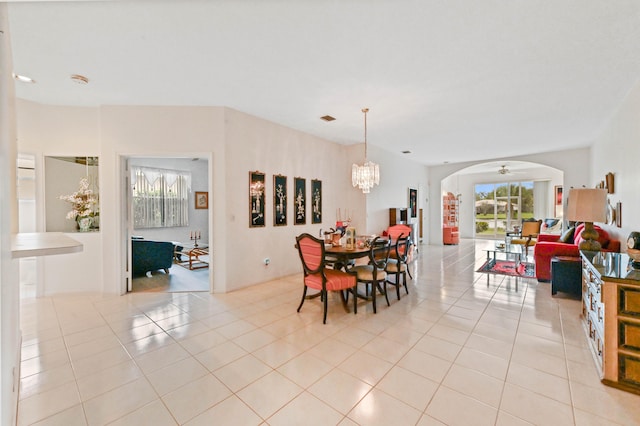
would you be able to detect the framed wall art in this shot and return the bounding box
[554,185,563,218]
[249,171,265,227]
[311,179,322,224]
[195,191,209,209]
[294,177,306,225]
[616,201,622,228]
[409,188,417,218]
[273,174,287,226]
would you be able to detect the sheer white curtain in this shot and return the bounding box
[131,166,191,228]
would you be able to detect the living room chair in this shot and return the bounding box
[349,237,391,313]
[385,234,410,300]
[510,219,542,257]
[295,233,357,324]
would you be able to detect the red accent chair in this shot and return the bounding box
[386,224,412,240]
[534,224,620,282]
[296,233,357,324]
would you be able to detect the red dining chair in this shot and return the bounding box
[386,225,413,279]
[295,233,357,324]
[349,237,391,313]
[385,234,410,300]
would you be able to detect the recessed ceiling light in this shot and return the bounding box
[402,150,412,154]
[13,73,35,84]
[320,115,336,122]
[70,74,89,85]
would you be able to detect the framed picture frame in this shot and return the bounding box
[409,188,417,218]
[311,179,322,224]
[294,177,306,225]
[616,201,622,228]
[554,185,563,218]
[195,191,208,209]
[273,174,287,226]
[249,171,266,227]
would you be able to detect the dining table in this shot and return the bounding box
[324,238,391,312]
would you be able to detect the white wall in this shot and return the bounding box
[0,4,21,423]
[44,157,99,233]
[591,77,640,246]
[99,105,225,293]
[364,144,429,238]
[128,157,209,245]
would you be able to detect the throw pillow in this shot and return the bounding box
[559,226,575,243]
[544,218,559,228]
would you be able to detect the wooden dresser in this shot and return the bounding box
[581,251,640,395]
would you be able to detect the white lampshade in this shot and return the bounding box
[566,188,607,223]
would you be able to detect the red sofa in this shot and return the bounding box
[534,223,620,282]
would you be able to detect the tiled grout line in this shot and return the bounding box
[558,298,580,426]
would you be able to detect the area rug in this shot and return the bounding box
[477,259,535,278]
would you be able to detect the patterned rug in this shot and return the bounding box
[477,259,535,277]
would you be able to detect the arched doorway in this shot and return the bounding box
[441,161,563,241]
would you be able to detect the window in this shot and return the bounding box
[475,181,533,238]
[131,166,191,229]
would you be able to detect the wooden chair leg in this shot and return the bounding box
[371,283,377,313]
[352,287,357,314]
[322,290,328,324]
[378,281,390,307]
[297,285,308,312]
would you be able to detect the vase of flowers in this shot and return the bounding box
[77,216,92,232]
[60,178,98,232]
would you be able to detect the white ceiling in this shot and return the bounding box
[6,1,640,166]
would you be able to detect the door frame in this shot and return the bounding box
[119,153,213,294]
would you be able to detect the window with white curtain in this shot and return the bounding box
[131,166,191,229]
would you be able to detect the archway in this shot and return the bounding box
[440,161,563,242]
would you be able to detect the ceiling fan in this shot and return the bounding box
[498,165,510,175]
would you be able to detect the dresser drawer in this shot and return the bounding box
[619,353,640,387]
[619,320,640,351]
[619,286,640,318]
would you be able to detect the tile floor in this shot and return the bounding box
[17,239,640,425]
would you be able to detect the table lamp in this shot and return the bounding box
[566,188,608,251]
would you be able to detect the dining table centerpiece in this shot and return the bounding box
[59,177,98,232]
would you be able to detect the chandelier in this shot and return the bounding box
[352,108,380,193]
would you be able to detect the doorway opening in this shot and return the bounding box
[125,156,211,293]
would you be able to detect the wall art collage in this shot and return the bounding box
[249,171,321,228]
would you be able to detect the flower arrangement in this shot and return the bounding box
[59,178,97,220]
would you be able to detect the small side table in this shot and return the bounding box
[551,256,582,296]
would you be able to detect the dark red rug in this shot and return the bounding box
[477,260,535,277]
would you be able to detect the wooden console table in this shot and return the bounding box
[581,250,640,395]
